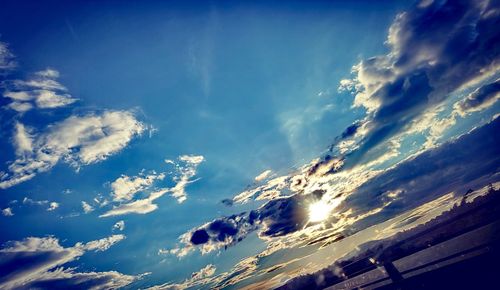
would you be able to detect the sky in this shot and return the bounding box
[0,0,499,289]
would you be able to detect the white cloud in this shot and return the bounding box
[82,234,125,252]
[0,235,136,289]
[7,101,33,112]
[23,197,49,206]
[47,202,59,211]
[148,264,216,290]
[112,220,125,231]
[82,201,94,214]
[13,122,33,156]
[2,208,13,216]
[3,68,78,112]
[100,189,169,217]
[170,155,204,203]
[36,68,59,78]
[100,154,203,217]
[111,172,165,202]
[254,169,272,182]
[179,155,205,164]
[0,110,145,189]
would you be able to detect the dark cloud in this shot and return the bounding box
[456,78,500,115]
[178,191,326,254]
[342,115,500,228]
[341,0,500,168]
[221,198,234,207]
[190,229,210,245]
[340,122,360,139]
[177,116,499,256]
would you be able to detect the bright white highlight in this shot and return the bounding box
[308,200,332,223]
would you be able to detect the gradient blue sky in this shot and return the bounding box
[0,0,499,289]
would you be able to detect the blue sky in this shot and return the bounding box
[0,0,499,289]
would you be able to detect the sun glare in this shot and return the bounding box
[308,200,332,223]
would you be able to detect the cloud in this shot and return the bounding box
[100,155,203,217]
[0,41,16,73]
[0,110,145,189]
[148,264,216,290]
[255,170,273,182]
[110,171,165,202]
[100,189,169,217]
[3,68,78,112]
[23,197,59,212]
[169,155,204,203]
[82,201,94,214]
[338,0,500,168]
[12,122,33,156]
[22,197,49,206]
[454,78,500,116]
[2,208,13,217]
[82,234,125,252]
[233,175,290,204]
[47,202,59,211]
[168,190,326,257]
[171,115,500,259]
[342,115,500,223]
[0,235,137,290]
[112,220,125,231]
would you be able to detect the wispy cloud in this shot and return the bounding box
[82,201,94,214]
[110,171,165,202]
[0,110,145,189]
[0,41,16,73]
[0,234,137,289]
[3,68,78,112]
[147,264,216,290]
[170,155,204,203]
[100,188,169,217]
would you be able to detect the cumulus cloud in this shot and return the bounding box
[148,264,216,290]
[0,235,137,290]
[0,110,145,189]
[336,0,500,168]
[47,202,59,211]
[2,208,13,217]
[110,171,165,202]
[3,68,78,112]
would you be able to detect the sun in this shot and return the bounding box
[308,200,332,223]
